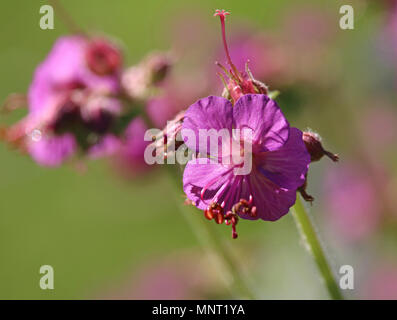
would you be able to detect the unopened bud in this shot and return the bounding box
[146,53,173,84]
[86,38,122,76]
[303,131,339,162]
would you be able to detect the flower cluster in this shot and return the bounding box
[181,10,338,238]
[1,34,172,170]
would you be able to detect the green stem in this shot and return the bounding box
[291,195,344,300]
[166,165,256,299]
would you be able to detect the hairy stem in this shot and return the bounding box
[291,195,344,300]
[166,165,256,299]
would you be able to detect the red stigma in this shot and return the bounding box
[214,9,230,19]
[213,9,266,104]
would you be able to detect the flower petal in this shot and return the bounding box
[181,96,233,155]
[29,36,120,117]
[183,158,235,210]
[88,134,121,159]
[233,94,289,151]
[257,127,310,190]
[28,133,76,167]
[248,173,297,221]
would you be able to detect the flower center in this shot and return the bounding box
[200,165,258,239]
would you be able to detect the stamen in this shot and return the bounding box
[213,181,229,205]
[220,175,239,208]
[215,211,224,224]
[163,134,168,160]
[204,203,224,224]
[225,213,232,225]
[200,166,235,204]
[215,62,238,82]
[204,208,214,220]
[231,217,238,239]
[217,72,232,99]
[231,192,257,218]
[250,206,257,218]
[214,9,241,80]
[225,211,239,239]
[216,62,231,77]
[245,61,255,82]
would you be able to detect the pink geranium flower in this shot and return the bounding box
[5,35,122,166]
[179,10,311,238]
[182,94,310,238]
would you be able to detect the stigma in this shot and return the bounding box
[214,9,268,104]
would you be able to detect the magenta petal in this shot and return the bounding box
[183,158,234,210]
[28,134,76,167]
[28,36,120,117]
[249,174,297,221]
[88,134,121,159]
[257,128,310,190]
[114,116,151,174]
[181,96,233,155]
[28,36,85,115]
[122,116,150,161]
[233,94,290,151]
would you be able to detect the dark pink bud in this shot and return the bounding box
[303,131,339,162]
[86,39,122,76]
[146,53,173,84]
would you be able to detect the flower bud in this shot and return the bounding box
[145,53,173,84]
[86,38,122,76]
[121,52,173,100]
[303,131,339,162]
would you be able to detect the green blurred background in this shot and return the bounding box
[1,0,396,299]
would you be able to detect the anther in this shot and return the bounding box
[204,209,214,220]
[225,211,239,239]
[205,203,224,224]
[215,212,224,224]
